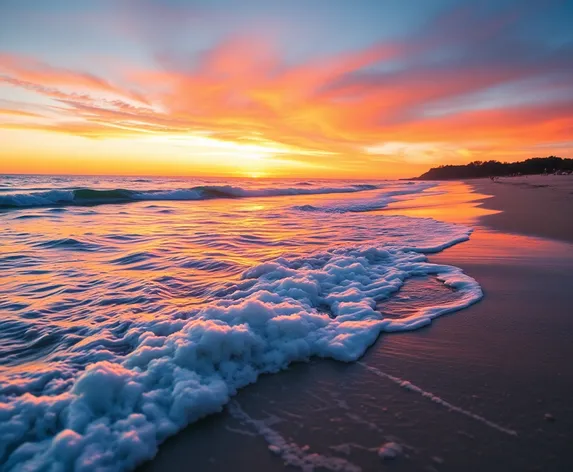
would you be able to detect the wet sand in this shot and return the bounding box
[469,174,573,243]
[140,180,573,472]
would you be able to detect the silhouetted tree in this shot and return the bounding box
[416,156,573,180]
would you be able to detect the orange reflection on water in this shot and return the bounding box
[382,181,573,265]
[383,182,499,225]
[4,178,573,397]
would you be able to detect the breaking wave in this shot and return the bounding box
[0,216,481,471]
[0,184,384,210]
[0,174,482,472]
[293,183,438,213]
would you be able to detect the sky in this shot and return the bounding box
[0,0,572,178]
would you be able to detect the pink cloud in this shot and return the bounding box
[1,12,571,170]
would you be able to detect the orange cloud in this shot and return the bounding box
[1,21,571,177]
[0,108,42,118]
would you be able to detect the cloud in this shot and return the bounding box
[0,54,149,104]
[0,108,42,118]
[1,1,572,174]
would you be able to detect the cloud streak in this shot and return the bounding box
[1,0,572,175]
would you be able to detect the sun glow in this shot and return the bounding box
[243,171,266,178]
[1,0,571,178]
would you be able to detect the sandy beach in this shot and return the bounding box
[469,175,573,243]
[140,177,573,472]
[2,1,572,470]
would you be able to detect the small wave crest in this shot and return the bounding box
[0,188,137,209]
[293,182,437,213]
[34,237,102,252]
[0,184,384,210]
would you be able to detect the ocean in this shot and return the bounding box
[0,175,482,471]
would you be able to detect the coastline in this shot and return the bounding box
[139,180,573,472]
[466,175,573,243]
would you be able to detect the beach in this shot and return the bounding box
[2,0,573,470]
[2,176,572,471]
[469,175,573,244]
[140,177,573,472]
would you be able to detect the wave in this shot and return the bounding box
[33,237,102,252]
[0,189,136,209]
[0,220,481,471]
[0,184,384,210]
[294,201,391,213]
[293,183,438,213]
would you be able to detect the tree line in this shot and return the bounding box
[416,156,573,180]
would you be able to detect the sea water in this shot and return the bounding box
[0,175,482,471]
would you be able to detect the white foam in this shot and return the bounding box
[0,220,482,471]
[293,182,438,213]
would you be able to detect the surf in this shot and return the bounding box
[0,184,387,210]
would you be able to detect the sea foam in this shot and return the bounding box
[0,217,481,471]
[293,183,438,213]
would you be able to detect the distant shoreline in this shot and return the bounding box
[416,156,573,180]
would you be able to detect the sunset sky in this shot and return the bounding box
[1,0,572,178]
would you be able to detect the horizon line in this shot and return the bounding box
[0,172,406,181]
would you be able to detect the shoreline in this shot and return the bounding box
[465,175,573,244]
[140,181,573,472]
